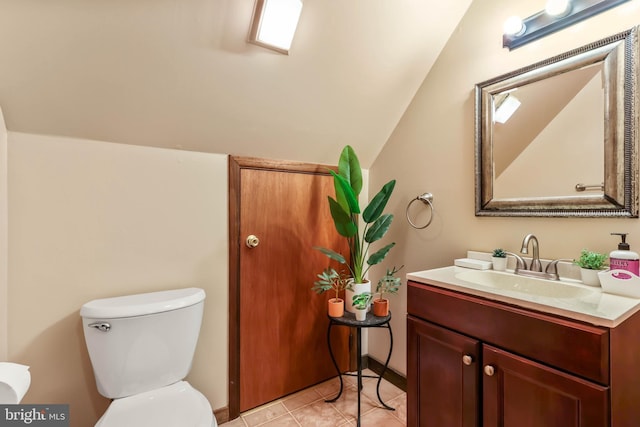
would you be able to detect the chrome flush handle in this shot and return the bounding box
[88,322,111,332]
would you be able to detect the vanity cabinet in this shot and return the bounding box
[407,279,640,427]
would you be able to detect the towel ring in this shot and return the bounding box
[406,193,434,229]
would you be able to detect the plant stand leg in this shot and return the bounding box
[324,321,343,403]
[357,326,362,427]
[375,322,395,411]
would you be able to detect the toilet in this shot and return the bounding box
[80,287,217,427]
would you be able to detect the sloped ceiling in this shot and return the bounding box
[0,0,471,167]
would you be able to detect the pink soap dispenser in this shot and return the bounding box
[610,232,640,276]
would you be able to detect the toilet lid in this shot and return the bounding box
[96,381,215,427]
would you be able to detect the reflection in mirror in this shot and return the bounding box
[493,62,604,199]
[475,26,638,217]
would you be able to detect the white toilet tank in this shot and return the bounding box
[80,288,206,399]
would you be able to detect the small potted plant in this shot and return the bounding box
[352,292,373,321]
[574,249,608,286]
[313,267,349,317]
[373,265,403,317]
[492,248,508,271]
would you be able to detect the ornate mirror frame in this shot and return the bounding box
[475,26,638,217]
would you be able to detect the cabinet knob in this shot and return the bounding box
[462,355,473,366]
[484,365,495,376]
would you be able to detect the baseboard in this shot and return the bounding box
[365,355,407,392]
[213,407,229,424]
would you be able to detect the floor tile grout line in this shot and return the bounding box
[236,376,406,426]
[320,383,389,424]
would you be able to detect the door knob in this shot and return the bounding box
[246,235,260,248]
[484,365,495,376]
[462,355,473,366]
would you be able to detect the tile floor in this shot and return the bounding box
[221,370,406,427]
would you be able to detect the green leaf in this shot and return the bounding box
[331,171,360,215]
[312,282,333,294]
[338,145,362,198]
[351,291,372,309]
[313,246,347,264]
[363,180,396,223]
[574,249,608,270]
[366,242,396,266]
[332,173,348,214]
[328,197,357,237]
[364,214,393,243]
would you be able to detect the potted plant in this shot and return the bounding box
[313,267,349,317]
[314,145,396,313]
[352,292,373,321]
[373,265,403,317]
[491,248,508,271]
[574,249,608,286]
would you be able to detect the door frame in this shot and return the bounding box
[227,156,338,419]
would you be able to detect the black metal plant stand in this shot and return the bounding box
[325,310,394,427]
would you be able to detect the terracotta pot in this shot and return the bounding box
[373,298,389,317]
[328,298,344,318]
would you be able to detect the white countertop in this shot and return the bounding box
[407,266,640,327]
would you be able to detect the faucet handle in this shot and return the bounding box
[545,258,573,280]
[505,251,527,272]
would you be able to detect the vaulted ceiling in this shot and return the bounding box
[0,0,472,167]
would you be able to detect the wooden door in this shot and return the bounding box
[228,157,351,415]
[407,315,480,427]
[482,345,608,427]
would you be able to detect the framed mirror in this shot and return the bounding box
[475,26,638,217]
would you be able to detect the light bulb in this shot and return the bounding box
[503,16,526,36]
[546,0,571,17]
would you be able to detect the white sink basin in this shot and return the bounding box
[407,266,640,327]
[455,270,594,299]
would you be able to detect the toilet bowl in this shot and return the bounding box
[81,288,217,427]
[96,381,213,427]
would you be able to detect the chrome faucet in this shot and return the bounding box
[512,234,561,280]
[520,234,542,272]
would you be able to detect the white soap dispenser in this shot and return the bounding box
[610,232,640,276]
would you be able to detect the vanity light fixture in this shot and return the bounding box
[248,0,303,54]
[503,0,631,50]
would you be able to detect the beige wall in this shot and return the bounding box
[0,107,7,360]
[7,133,228,426]
[367,0,640,375]
[3,0,640,420]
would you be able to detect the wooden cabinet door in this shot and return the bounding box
[407,316,480,427]
[482,345,609,427]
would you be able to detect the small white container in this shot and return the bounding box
[580,268,603,287]
[491,257,508,271]
[599,269,640,298]
[354,307,367,321]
